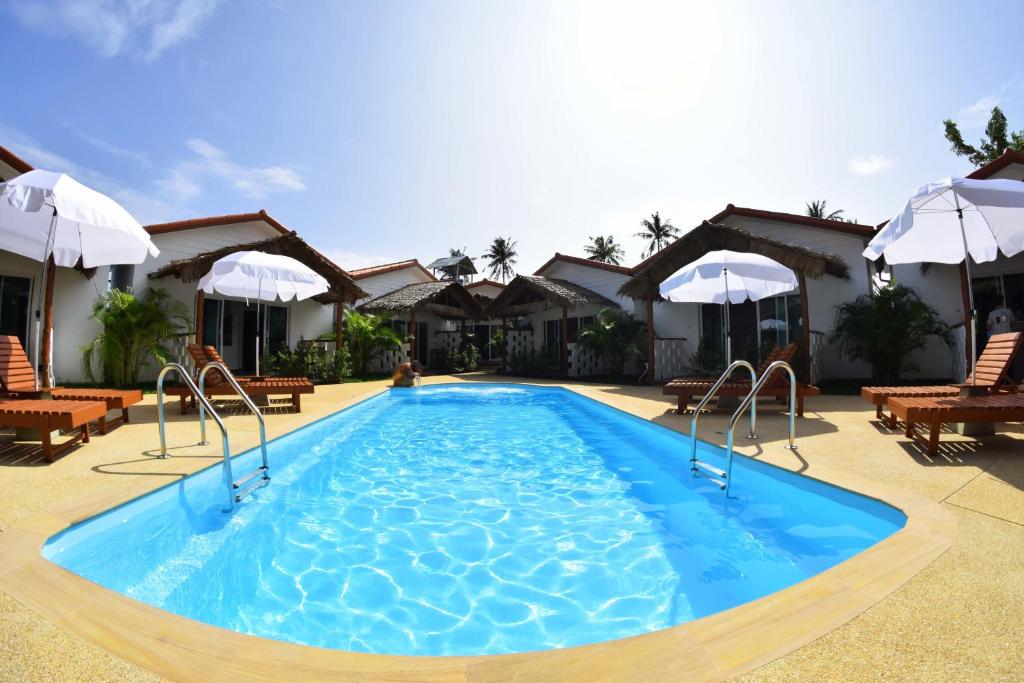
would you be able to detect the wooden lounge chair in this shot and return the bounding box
[662,343,821,416]
[861,331,1022,422]
[886,392,1024,456]
[166,344,313,414]
[0,335,143,432]
[0,399,107,462]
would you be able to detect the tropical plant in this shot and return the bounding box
[344,309,403,375]
[584,235,626,265]
[262,343,350,383]
[944,105,1024,166]
[686,336,725,377]
[577,307,647,377]
[831,284,953,385]
[448,246,468,257]
[81,287,190,388]
[489,327,508,369]
[507,346,562,377]
[805,199,845,221]
[482,236,518,282]
[635,212,679,258]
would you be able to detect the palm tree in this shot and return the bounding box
[482,236,518,282]
[831,284,952,384]
[584,235,626,265]
[635,212,679,258]
[343,310,403,375]
[805,199,845,222]
[577,308,647,378]
[81,287,190,388]
[448,247,467,257]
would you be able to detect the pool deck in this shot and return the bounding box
[0,374,1021,681]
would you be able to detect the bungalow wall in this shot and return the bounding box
[716,216,875,379]
[354,267,435,304]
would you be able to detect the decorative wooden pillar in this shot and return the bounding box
[798,273,812,385]
[194,289,205,344]
[40,256,56,390]
[561,306,569,376]
[646,297,655,384]
[959,263,973,365]
[409,307,417,361]
[334,302,344,352]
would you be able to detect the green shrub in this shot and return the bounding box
[261,343,350,384]
[507,346,562,377]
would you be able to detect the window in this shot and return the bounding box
[202,299,221,347]
[544,319,561,350]
[0,275,31,349]
[266,305,288,353]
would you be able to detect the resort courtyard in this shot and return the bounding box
[1,376,1021,682]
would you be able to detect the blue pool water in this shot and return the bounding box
[44,384,904,656]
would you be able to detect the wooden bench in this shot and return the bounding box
[886,393,1024,456]
[164,378,314,414]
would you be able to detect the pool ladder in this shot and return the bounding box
[689,360,798,495]
[157,362,270,510]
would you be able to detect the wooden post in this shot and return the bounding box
[334,302,344,352]
[646,297,655,384]
[959,263,973,366]
[798,273,812,385]
[409,307,417,361]
[195,289,205,344]
[40,256,56,390]
[561,306,569,376]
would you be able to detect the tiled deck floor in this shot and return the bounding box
[1,375,1021,681]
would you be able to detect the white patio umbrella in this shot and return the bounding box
[197,251,329,375]
[864,177,1024,383]
[0,170,160,388]
[660,250,798,365]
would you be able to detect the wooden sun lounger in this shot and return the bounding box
[164,378,314,414]
[887,393,1024,456]
[173,343,313,414]
[0,335,143,430]
[0,399,107,462]
[861,332,1022,421]
[662,343,819,416]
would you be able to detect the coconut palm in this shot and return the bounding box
[635,212,679,258]
[584,235,626,265]
[482,236,518,282]
[81,287,190,388]
[448,246,468,257]
[805,199,845,221]
[577,308,647,378]
[831,284,952,385]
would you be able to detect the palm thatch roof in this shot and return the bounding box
[485,275,618,316]
[148,232,367,304]
[619,221,850,300]
[358,281,483,319]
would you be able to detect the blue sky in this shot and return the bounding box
[2,0,1023,273]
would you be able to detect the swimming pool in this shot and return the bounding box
[44,384,904,657]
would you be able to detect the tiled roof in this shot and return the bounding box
[145,210,292,236]
[349,259,436,281]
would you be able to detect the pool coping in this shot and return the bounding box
[0,380,956,682]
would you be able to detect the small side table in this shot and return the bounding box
[951,383,994,436]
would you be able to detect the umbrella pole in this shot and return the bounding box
[32,208,58,391]
[953,193,977,385]
[724,268,732,366]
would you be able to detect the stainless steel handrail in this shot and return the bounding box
[689,359,757,469]
[723,360,798,495]
[197,361,269,473]
[156,363,235,509]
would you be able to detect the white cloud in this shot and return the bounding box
[848,154,895,176]
[959,95,1000,128]
[0,124,177,223]
[64,124,151,166]
[9,0,221,61]
[158,138,306,200]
